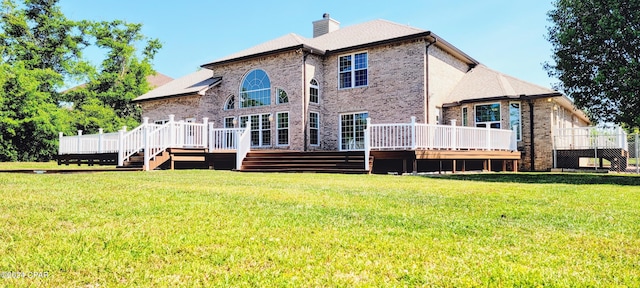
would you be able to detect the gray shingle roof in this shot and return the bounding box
[444,65,560,105]
[202,19,477,67]
[133,69,220,102]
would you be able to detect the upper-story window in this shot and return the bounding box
[339,52,368,89]
[309,79,319,104]
[224,95,235,110]
[475,103,501,128]
[276,88,288,104]
[240,69,271,108]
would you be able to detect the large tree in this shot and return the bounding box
[546,0,640,127]
[0,0,161,161]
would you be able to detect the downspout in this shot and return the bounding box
[528,98,535,171]
[302,50,310,151]
[425,37,437,124]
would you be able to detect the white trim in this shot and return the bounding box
[339,111,369,151]
[509,101,522,141]
[474,102,501,129]
[309,111,320,146]
[309,79,320,104]
[276,111,290,146]
[239,69,272,108]
[338,51,368,89]
[461,106,469,127]
[239,113,272,147]
[223,94,235,110]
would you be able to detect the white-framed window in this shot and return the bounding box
[240,114,271,147]
[224,95,235,110]
[154,119,169,125]
[240,69,271,108]
[309,79,319,104]
[509,101,522,141]
[276,112,289,146]
[339,52,368,89]
[475,103,501,129]
[224,117,235,128]
[276,88,288,104]
[309,112,320,146]
[340,111,368,150]
[462,106,468,126]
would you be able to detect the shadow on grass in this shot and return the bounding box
[438,173,640,186]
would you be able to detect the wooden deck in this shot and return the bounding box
[58,148,521,174]
[371,150,521,174]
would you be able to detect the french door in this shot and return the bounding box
[340,112,368,150]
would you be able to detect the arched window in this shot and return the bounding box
[240,69,271,108]
[224,95,235,110]
[277,88,288,104]
[309,79,319,104]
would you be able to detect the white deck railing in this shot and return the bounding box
[60,115,518,172]
[366,117,516,151]
[208,126,245,150]
[59,129,120,154]
[554,126,627,150]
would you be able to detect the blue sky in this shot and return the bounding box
[59,0,557,88]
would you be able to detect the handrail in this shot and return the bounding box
[368,118,515,151]
[236,120,252,171]
[554,126,627,150]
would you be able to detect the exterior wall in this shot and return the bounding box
[203,50,304,150]
[321,39,427,150]
[442,97,589,171]
[305,54,325,151]
[427,45,469,124]
[139,95,201,122]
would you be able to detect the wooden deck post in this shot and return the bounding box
[452,159,457,173]
[513,160,518,172]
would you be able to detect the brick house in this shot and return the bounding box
[132,15,589,171]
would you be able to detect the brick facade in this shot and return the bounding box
[442,98,589,171]
[141,39,470,152]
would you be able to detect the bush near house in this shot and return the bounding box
[1,170,639,286]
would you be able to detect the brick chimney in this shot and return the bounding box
[312,13,340,38]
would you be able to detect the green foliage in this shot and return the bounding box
[0,171,639,286]
[0,0,162,160]
[546,0,640,127]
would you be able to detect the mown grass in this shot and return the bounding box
[1,169,639,287]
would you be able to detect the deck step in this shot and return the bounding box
[240,151,371,173]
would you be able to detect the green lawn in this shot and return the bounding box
[1,169,639,287]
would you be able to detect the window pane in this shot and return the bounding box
[475,104,500,122]
[240,69,271,108]
[462,107,468,126]
[277,112,289,145]
[310,112,319,146]
[339,72,351,89]
[354,70,367,87]
[509,102,521,140]
[277,88,288,104]
[354,53,367,69]
[339,55,352,72]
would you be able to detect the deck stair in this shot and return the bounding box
[117,148,209,170]
[240,151,372,173]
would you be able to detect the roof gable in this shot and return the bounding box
[445,65,559,104]
[133,69,220,102]
[202,19,477,67]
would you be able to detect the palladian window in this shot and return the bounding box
[240,69,271,108]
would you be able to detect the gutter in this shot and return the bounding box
[527,98,535,171]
